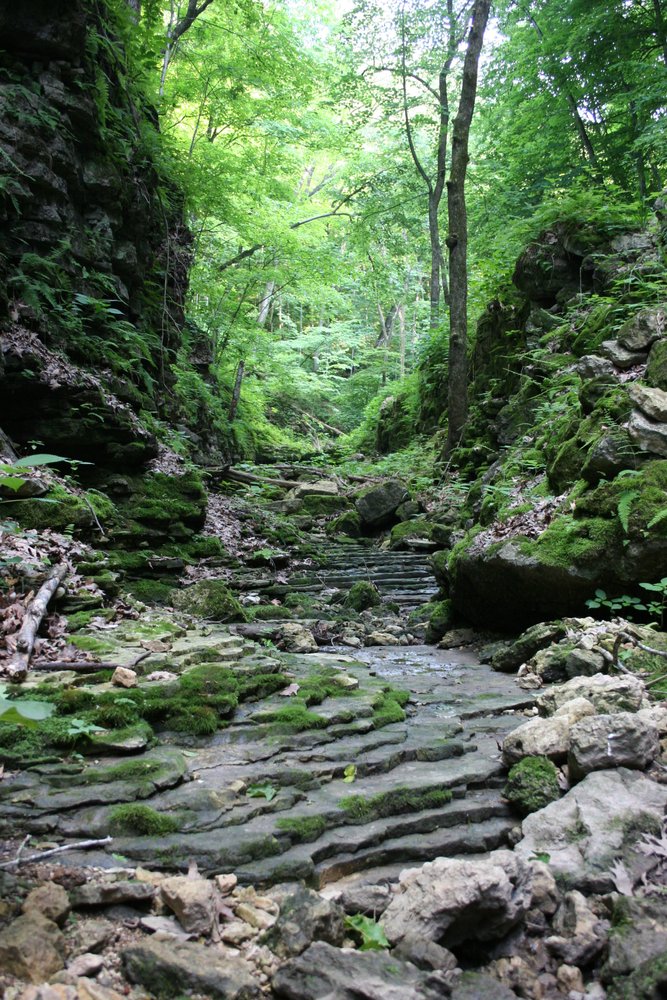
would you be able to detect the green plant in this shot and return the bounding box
[247,782,278,802]
[344,914,390,951]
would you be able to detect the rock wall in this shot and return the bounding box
[0,0,191,467]
[433,219,667,629]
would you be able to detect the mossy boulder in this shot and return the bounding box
[430,550,450,589]
[425,600,454,643]
[172,580,247,622]
[355,480,409,529]
[326,510,362,537]
[503,755,560,815]
[647,340,667,391]
[389,519,448,550]
[343,581,382,612]
[121,471,207,530]
[299,494,351,517]
[2,483,117,534]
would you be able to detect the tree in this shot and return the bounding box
[446,0,490,452]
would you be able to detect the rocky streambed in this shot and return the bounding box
[2,533,667,999]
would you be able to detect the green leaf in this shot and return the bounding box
[344,914,390,951]
[12,454,72,468]
[0,698,56,728]
[343,764,357,783]
[0,476,27,492]
[246,782,278,801]
[647,509,667,530]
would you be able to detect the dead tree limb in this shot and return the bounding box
[5,563,68,683]
[0,836,112,870]
[32,651,152,673]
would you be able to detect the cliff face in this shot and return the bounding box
[0,0,191,467]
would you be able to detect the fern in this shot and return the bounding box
[647,509,667,531]
[617,490,639,535]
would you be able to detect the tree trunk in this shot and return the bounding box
[446,0,490,455]
[5,564,68,682]
[398,303,406,377]
[653,0,667,67]
[229,360,245,422]
[257,281,275,327]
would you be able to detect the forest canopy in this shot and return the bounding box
[112,0,667,457]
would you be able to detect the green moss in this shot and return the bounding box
[607,950,667,1000]
[647,340,667,391]
[81,759,168,785]
[239,673,290,701]
[108,804,180,836]
[275,815,327,843]
[372,689,409,728]
[503,756,560,815]
[124,579,175,605]
[259,703,329,732]
[121,471,206,527]
[171,580,247,622]
[246,605,294,621]
[343,581,382,612]
[299,494,351,516]
[340,786,452,823]
[525,515,620,569]
[3,484,117,533]
[326,510,363,537]
[163,702,219,735]
[67,608,116,631]
[425,600,454,643]
[574,462,667,538]
[430,550,449,588]
[68,634,117,655]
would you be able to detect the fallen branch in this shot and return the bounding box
[217,468,300,490]
[0,836,112,870]
[5,563,68,683]
[618,630,667,660]
[31,650,152,673]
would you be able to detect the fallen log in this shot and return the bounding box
[5,563,68,683]
[31,650,152,673]
[216,468,299,490]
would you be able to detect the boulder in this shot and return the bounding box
[575,355,616,379]
[602,896,667,981]
[647,338,667,390]
[491,621,568,673]
[600,340,648,369]
[515,768,667,891]
[276,623,318,654]
[338,882,392,916]
[565,647,607,678]
[355,480,409,529]
[552,697,596,724]
[618,306,666,351]
[582,431,643,483]
[22,881,71,926]
[122,937,261,999]
[71,881,155,908]
[111,666,137,688]
[502,716,571,766]
[272,941,446,1000]
[292,480,339,498]
[629,383,667,422]
[172,580,247,622]
[261,886,345,958]
[382,849,533,948]
[0,910,65,982]
[546,890,609,965]
[628,409,667,457]
[503,756,561,815]
[160,875,215,935]
[537,673,647,716]
[568,712,659,780]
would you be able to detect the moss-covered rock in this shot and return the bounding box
[343,581,382,612]
[430,550,450,589]
[171,580,247,622]
[2,484,117,533]
[389,519,447,550]
[647,340,667,391]
[121,471,207,529]
[425,600,454,643]
[325,510,362,537]
[503,755,560,815]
